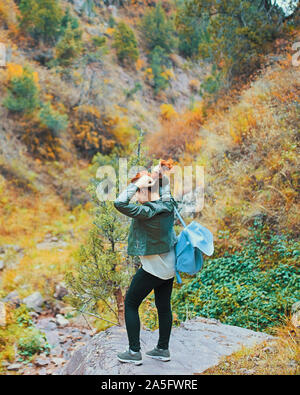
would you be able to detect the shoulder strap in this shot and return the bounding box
[174,205,187,228]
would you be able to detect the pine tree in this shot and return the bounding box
[149,46,170,95]
[65,205,132,326]
[19,0,63,44]
[38,102,68,136]
[112,22,139,66]
[178,0,290,86]
[3,66,39,114]
[65,138,149,326]
[140,2,177,53]
[176,1,210,58]
[55,21,83,66]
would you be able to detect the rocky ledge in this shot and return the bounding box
[58,317,272,375]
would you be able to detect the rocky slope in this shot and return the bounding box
[58,317,272,375]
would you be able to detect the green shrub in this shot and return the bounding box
[112,22,139,66]
[148,46,171,95]
[173,220,300,333]
[176,2,210,58]
[18,328,50,358]
[200,65,225,98]
[123,82,142,100]
[0,305,50,368]
[3,67,39,114]
[19,0,63,44]
[38,102,68,135]
[139,2,177,53]
[176,0,296,92]
[55,20,83,67]
[92,36,106,48]
[59,7,81,37]
[108,15,115,28]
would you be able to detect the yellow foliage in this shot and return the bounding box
[5,63,39,85]
[161,68,174,80]
[228,107,257,144]
[186,138,202,154]
[111,116,136,146]
[189,79,200,92]
[75,105,101,119]
[203,319,299,375]
[145,67,154,80]
[6,63,23,80]
[0,177,91,293]
[0,0,18,29]
[105,27,115,36]
[135,58,145,71]
[160,103,178,120]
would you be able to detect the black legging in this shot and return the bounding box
[124,267,174,352]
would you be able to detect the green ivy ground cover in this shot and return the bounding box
[172,221,299,333]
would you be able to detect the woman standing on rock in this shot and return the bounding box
[114,159,177,366]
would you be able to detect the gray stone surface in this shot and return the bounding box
[3,290,20,305]
[59,317,272,375]
[0,302,6,327]
[291,301,300,328]
[56,314,69,328]
[7,363,22,371]
[22,292,44,311]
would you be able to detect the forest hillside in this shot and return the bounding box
[0,0,299,375]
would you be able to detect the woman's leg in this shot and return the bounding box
[154,277,174,350]
[124,268,161,352]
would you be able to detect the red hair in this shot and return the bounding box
[160,158,174,170]
[130,170,151,184]
[130,159,174,184]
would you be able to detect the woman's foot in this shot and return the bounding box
[117,348,143,365]
[145,346,171,361]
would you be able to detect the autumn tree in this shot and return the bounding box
[146,105,204,160]
[0,0,18,30]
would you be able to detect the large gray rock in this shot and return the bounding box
[71,0,95,17]
[22,292,44,312]
[54,283,68,300]
[0,302,6,327]
[291,301,300,328]
[56,314,69,328]
[3,290,21,305]
[58,317,272,375]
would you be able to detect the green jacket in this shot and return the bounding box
[114,182,178,256]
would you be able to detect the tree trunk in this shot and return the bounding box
[114,287,125,326]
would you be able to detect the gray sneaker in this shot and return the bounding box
[145,346,171,362]
[117,348,143,365]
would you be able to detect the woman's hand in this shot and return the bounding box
[134,174,155,189]
[152,163,171,180]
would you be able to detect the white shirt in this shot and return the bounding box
[139,246,176,280]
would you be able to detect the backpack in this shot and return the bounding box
[173,206,214,284]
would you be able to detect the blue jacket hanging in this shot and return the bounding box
[174,206,214,284]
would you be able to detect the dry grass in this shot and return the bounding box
[200,320,299,375]
[183,44,300,248]
[0,172,92,297]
